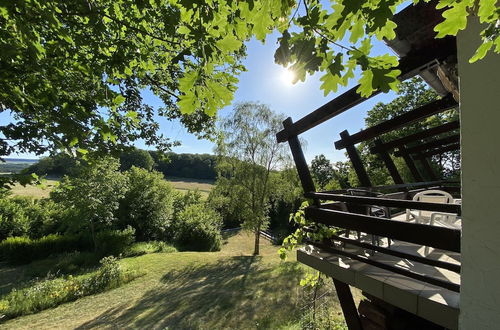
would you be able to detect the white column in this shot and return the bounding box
[458,16,500,329]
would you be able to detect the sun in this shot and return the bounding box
[280,68,296,86]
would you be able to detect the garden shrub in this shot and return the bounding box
[0,197,32,240]
[0,234,92,265]
[118,167,176,241]
[0,256,139,320]
[123,241,177,257]
[175,203,222,252]
[95,226,135,257]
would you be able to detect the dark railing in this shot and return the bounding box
[276,36,461,297]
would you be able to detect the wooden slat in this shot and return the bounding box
[305,192,461,215]
[370,121,459,153]
[334,94,458,149]
[275,38,457,143]
[373,139,404,184]
[311,241,460,292]
[327,234,461,272]
[340,130,372,187]
[332,279,363,330]
[417,154,438,181]
[419,143,460,157]
[399,146,424,182]
[282,118,318,205]
[305,207,461,252]
[394,134,460,156]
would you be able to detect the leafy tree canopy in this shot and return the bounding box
[1,0,497,159]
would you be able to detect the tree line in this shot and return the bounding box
[23,150,217,181]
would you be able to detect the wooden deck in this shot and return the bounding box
[298,229,460,329]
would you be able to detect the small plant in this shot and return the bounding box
[0,256,140,321]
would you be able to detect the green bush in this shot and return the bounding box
[123,241,177,257]
[0,234,92,265]
[0,227,134,264]
[175,203,222,252]
[0,256,139,320]
[0,197,32,240]
[95,226,135,257]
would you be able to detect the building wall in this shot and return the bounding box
[458,17,500,329]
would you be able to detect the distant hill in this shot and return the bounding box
[3,158,39,163]
[0,158,39,174]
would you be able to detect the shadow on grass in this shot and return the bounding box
[76,256,304,329]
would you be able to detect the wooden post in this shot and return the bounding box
[339,130,372,187]
[282,118,319,205]
[416,152,438,181]
[373,139,404,184]
[398,146,423,182]
[332,279,363,330]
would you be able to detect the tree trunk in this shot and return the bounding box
[253,226,260,255]
[89,220,97,252]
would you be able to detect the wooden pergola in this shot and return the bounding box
[277,2,462,329]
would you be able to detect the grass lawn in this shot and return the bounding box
[9,179,60,199]
[0,232,351,329]
[9,177,213,199]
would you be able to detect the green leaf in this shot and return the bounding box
[434,1,471,38]
[69,137,78,147]
[349,18,364,43]
[178,92,197,114]
[478,0,496,23]
[177,25,190,35]
[179,70,199,92]
[470,41,493,63]
[357,70,375,97]
[216,34,242,53]
[113,95,126,105]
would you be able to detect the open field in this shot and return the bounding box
[9,179,60,199]
[9,177,214,199]
[0,232,351,329]
[166,176,214,197]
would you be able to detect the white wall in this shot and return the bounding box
[458,17,500,329]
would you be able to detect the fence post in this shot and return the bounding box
[339,130,372,187]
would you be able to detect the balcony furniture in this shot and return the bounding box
[406,190,454,224]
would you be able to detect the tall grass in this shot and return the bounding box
[0,256,140,321]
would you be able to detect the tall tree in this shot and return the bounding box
[51,157,128,249]
[310,154,334,190]
[216,102,289,255]
[1,0,495,161]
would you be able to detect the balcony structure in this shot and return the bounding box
[275,2,476,329]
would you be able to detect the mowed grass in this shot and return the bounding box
[9,179,60,199]
[10,177,213,199]
[0,232,351,329]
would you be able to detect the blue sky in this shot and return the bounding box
[131,32,400,163]
[3,19,403,164]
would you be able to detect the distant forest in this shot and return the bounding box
[15,151,217,181]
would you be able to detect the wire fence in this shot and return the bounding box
[297,277,348,330]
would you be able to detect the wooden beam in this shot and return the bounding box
[282,118,318,205]
[373,139,404,184]
[419,143,460,157]
[399,146,424,182]
[305,206,461,252]
[305,192,461,215]
[394,134,460,156]
[334,94,457,149]
[340,130,372,187]
[371,121,460,153]
[332,279,363,330]
[416,153,439,181]
[276,37,457,143]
